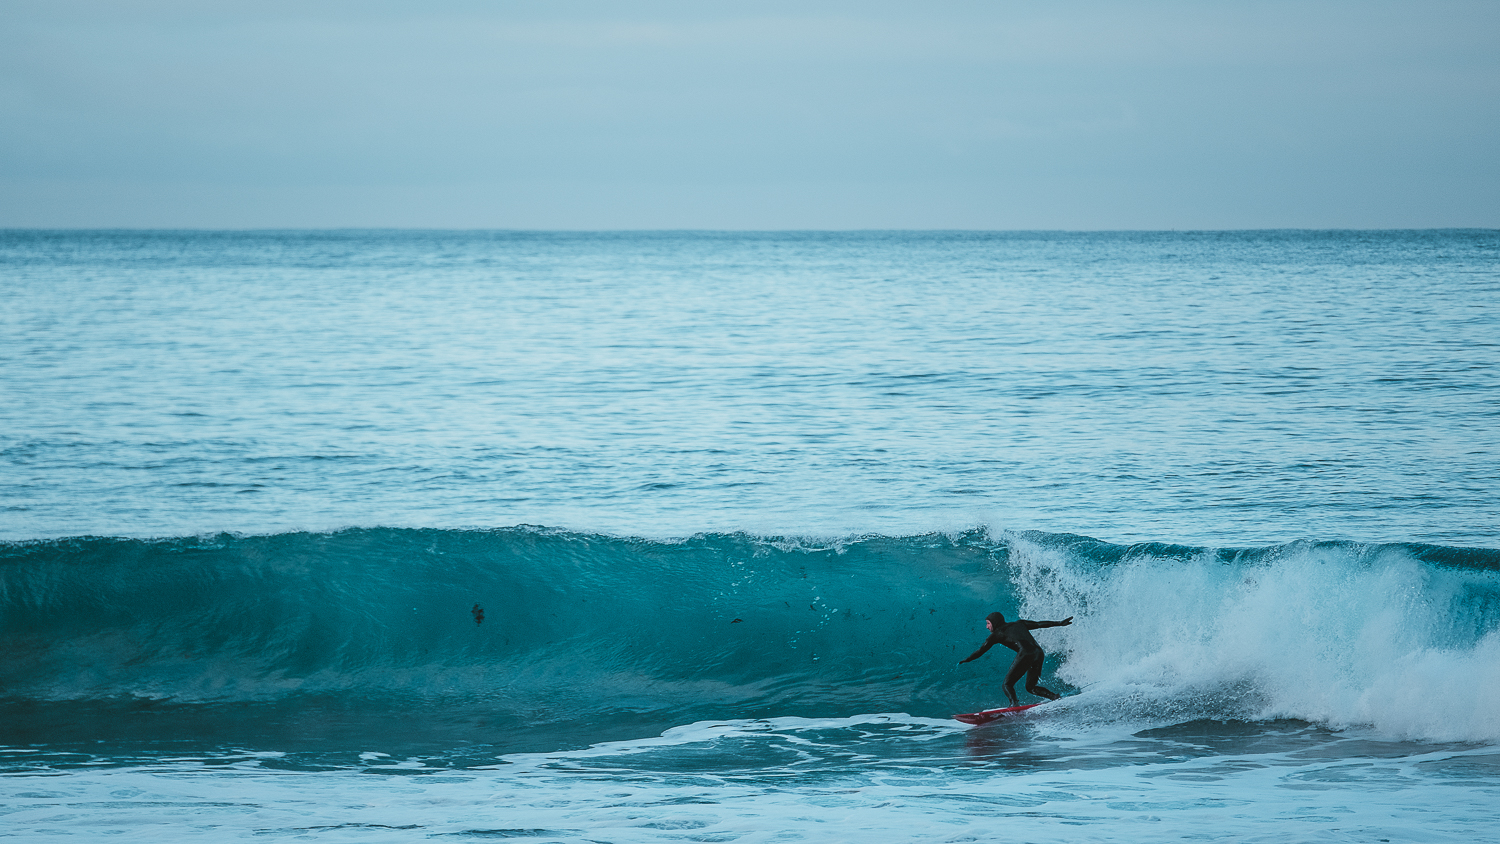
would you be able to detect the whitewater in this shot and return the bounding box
[2,230,1498,842]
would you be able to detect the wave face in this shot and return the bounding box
[3,528,1498,751]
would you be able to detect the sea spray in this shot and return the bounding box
[1007,534,1500,742]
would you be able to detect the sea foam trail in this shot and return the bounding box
[2,527,1497,750]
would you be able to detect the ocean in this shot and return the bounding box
[1,229,1498,842]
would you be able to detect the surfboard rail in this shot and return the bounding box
[952,703,1044,725]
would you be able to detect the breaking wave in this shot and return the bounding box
[2,527,1497,750]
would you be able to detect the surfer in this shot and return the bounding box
[958,611,1073,706]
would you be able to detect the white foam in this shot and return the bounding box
[1009,537,1500,744]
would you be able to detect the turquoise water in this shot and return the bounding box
[2,230,1498,841]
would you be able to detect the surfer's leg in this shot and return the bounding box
[1001,655,1027,706]
[1022,653,1059,701]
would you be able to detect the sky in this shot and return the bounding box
[2,0,1498,230]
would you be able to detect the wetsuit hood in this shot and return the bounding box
[986,611,1006,628]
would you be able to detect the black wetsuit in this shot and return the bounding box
[959,611,1072,706]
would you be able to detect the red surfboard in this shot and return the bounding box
[953,703,1044,725]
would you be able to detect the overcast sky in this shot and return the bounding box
[3,0,1497,229]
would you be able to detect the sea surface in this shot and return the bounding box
[2,229,1498,842]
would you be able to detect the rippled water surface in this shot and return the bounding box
[3,230,1497,543]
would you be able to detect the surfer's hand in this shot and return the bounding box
[1060,617,1073,625]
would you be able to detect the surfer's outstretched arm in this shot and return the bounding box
[959,642,994,664]
[1024,616,1073,630]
